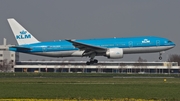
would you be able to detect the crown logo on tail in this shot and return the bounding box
[20,30,27,34]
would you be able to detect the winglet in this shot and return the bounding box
[65,39,76,42]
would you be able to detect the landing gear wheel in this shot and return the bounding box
[90,61,94,64]
[159,56,162,60]
[159,52,162,60]
[86,61,90,65]
[93,59,98,63]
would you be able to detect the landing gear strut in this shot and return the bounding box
[159,52,162,60]
[86,53,98,65]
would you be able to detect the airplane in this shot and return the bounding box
[7,18,175,65]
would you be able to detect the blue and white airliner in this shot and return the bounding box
[7,18,175,65]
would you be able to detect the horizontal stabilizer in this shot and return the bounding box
[10,46,31,51]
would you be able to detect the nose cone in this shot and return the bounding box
[166,39,176,47]
[165,39,176,49]
[169,41,176,49]
[166,43,175,50]
[171,42,176,47]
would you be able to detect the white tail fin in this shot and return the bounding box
[7,18,39,45]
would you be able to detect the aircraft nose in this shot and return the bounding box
[171,42,176,48]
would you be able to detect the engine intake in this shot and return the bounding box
[106,48,123,59]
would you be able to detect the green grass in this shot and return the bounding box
[0,72,180,77]
[0,73,180,100]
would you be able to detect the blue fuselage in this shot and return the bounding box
[9,36,175,57]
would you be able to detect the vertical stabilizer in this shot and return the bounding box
[7,18,39,45]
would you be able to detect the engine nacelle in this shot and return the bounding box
[106,48,123,59]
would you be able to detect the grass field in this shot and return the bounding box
[0,73,180,100]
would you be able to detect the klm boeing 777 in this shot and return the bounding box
[7,18,175,65]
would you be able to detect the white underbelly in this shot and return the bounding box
[27,46,174,57]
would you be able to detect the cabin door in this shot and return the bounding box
[156,40,160,46]
[128,41,133,47]
[42,47,47,52]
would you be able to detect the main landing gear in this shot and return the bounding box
[86,53,98,65]
[86,59,98,65]
[159,52,162,60]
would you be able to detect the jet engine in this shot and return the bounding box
[106,48,123,59]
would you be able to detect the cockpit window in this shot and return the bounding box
[168,40,172,43]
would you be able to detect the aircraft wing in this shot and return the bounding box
[66,39,107,53]
[10,46,31,51]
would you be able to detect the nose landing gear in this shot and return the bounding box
[159,52,162,60]
[159,56,162,60]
